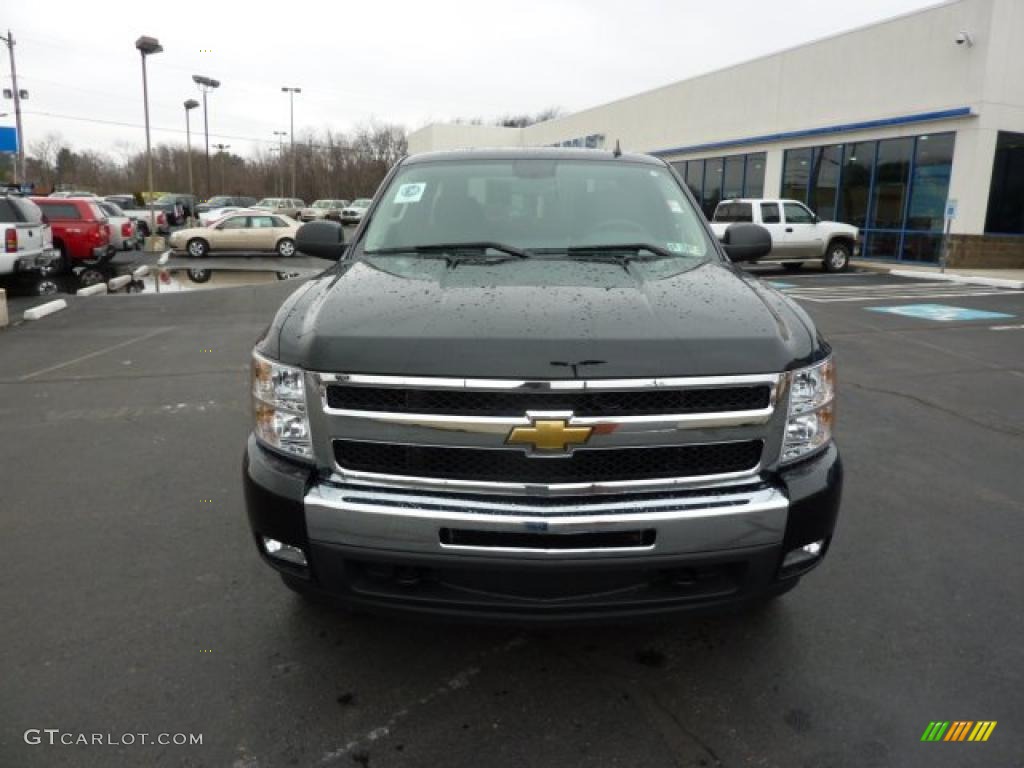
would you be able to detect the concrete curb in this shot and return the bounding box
[108,275,132,291]
[77,283,109,296]
[889,269,1024,290]
[0,288,8,328]
[24,299,68,321]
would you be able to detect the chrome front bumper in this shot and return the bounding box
[304,481,788,560]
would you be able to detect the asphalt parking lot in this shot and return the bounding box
[1,268,1022,767]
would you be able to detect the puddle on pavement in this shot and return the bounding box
[136,269,304,293]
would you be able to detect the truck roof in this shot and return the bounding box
[405,147,664,166]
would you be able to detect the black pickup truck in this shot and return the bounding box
[244,148,842,622]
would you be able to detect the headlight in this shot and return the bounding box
[252,351,313,460]
[781,356,836,464]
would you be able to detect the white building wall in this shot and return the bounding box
[406,0,1024,238]
[510,0,996,155]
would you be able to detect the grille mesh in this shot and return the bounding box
[334,440,762,484]
[326,385,770,416]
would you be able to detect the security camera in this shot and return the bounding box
[955,31,973,47]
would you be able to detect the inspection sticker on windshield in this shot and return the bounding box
[667,200,683,213]
[394,183,426,204]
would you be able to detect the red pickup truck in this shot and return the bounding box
[31,197,114,272]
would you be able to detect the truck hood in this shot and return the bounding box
[271,256,822,378]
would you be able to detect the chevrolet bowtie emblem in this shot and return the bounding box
[506,418,593,454]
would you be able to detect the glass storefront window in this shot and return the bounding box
[810,144,843,220]
[674,130,955,262]
[871,137,914,229]
[866,231,900,259]
[685,160,704,204]
[744,153,766,197]
[702,158,724,218]
[671,151,765,214]
[722,155,745,199]
[782,148,813,202]
[907,134,955,231]
[839,141,876,228]
[901,233,944,263]
[984,131,1024,234]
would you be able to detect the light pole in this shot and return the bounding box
[192,74,220,198]
[136,35,163,250]
[183,99,198,219]
[273,130,286,197]
[0,30,27,185]
[281,86,301,197]
[213,143,230,191]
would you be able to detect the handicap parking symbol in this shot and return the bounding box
[866,303,1015,322]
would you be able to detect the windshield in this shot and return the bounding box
[362,159,714,260]
[352,199,372,208]
[313,200,331,208]
[255,199,276,207]
[206,196,232,207]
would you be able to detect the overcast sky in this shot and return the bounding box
[5,0,939,159]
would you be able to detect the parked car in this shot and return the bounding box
[31,197,113,272]
[168,211,299,257]
[339,198,372,225]
[244,148,842,620]
[96,201,140,251]
[299,199,350,222]
[253,198,304,219]
[106,197,169,236]
[710,198,859,272]
[0,194,62,290]
[198,206,246,227]
[131,194,183,227]
[113,192,181,228]
[195,195,258,216]
[154,194,192,224]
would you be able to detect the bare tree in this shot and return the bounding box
[21,124,410,200]
[27,132,64,191]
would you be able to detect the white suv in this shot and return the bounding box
[0,195,61,277]
[710,198,859,272]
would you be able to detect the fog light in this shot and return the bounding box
[262,536,307,566]
[781,539,825,570]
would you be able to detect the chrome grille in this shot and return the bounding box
[333,440,763,484]
[308,372,786,496]
[325,384,771,416]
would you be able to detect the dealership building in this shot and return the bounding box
[408,0,1024,266]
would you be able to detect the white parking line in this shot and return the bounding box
[779,283,1021,303]
[791,291,1015,303]
[17,327,174,381]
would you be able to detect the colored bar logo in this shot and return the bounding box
[921,721,997,742]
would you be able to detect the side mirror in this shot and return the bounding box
[812,214,820,224]
[720,223,772,262]
[296,220,347,260]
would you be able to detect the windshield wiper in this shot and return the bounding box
[561,243,678,259]
[362,242,531,259]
